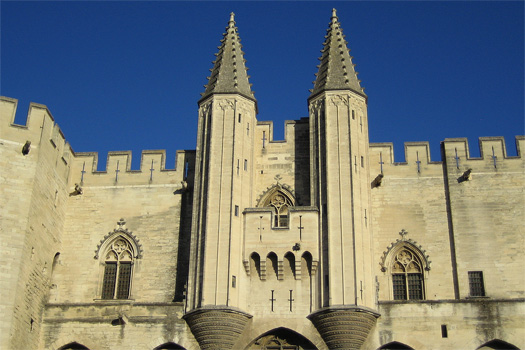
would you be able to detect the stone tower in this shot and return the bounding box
[184,13,257,349]
[307,9,379,349]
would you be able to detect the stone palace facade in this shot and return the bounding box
[1,9,523,350]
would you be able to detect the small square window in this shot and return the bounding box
[468,271,485,297]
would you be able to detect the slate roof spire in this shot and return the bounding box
[309,8,366,100]
[200,12,256,105]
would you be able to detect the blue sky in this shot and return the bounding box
[2,1,523,169]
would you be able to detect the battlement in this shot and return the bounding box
[1,97,195,188]
[370,137,524,176]
[1,97,74,184]
[70,149,194,187]
[442,136,524,160]
[256,117,309,145]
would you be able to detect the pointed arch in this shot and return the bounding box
[257,185,296,228]
[377,341,415,350]
[284,252,296,279]
[246,327,318,350]
[382,240,428,301]
[380,236,430,273]
[250,252,261,279]
[94,219,143,259]
[95,220,142,300]
[476,339,520,350]
[266,252,278,279]
[256,184,297,208]
[57,342,90,350]
[301,251,313,277]
[153,342,186,350]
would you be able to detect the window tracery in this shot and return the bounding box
[102,237,134,299]
[391,248,424,300]
[268,192,292,228]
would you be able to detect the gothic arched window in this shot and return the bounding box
[391,248,424,300]
[270,192,292,227]
[101,238,134,299]
[257,186,296,229]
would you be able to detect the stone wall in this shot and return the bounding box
[0,97,71,350]
[368,299,525,350]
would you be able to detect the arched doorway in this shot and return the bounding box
[153,342,186,350]
[57,343,89,350]
[246,327,318,350]
[477,339,520,350]
[378,341,415,350]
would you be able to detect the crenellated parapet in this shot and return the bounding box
[441,136,524,174]
[1,97,74,182]
[369,137,523,184]
[369,141,442,179]
[70,149,193,188]
[256,117,309,147]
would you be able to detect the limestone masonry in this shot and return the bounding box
[1,9,523,350]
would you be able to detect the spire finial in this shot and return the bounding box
[229,12,235,24]
[332,8,337,21]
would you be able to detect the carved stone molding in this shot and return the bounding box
[328,94,349,107]
[308,306,380,349]
[94,219,143,259]
[199,101,212,117]
[309,99,324,115]
[183,307,252,350]
[256,183,298,207]
[379,229,431,272]
[217,99,235,111]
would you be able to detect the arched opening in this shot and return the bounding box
[250,252,261,279]
[266,252,278,280]
[284,252,296,279]
[101,236,134,299]
[301,252,313,277]
[258,187,295,228]
[477,339,520,350]
[377,341,415,350]
[153,342,186,350]
[51,252,60,274]
[390,246,425,300]
[246,327,318,350]
[57,342,90,350]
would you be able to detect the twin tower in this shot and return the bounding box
[183,9,379,349]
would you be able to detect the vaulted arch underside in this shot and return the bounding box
[245,327,318,350]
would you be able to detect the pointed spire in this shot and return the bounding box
[199,12,256,104]
[309,9,366,100]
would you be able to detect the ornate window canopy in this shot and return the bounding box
[94,219,143,260]
[256,182,296,228]
[256,183,296,208]
[379,229,431,273]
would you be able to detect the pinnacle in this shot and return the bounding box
[309,9,365,100]
[199,13,256,104]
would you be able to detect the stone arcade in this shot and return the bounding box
[1,9,524,350]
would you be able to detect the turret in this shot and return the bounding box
[184,13,257,350]
[307,9,379,349]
